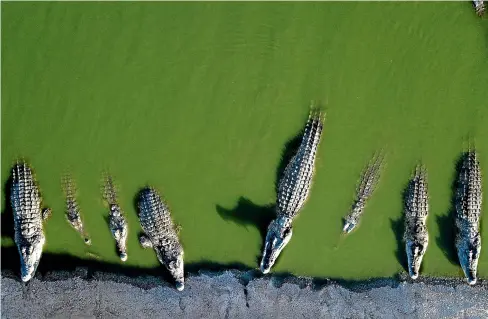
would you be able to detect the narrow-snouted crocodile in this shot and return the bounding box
[10,161,51,282]
[137,187,184,291]
[404,165,429,280]
[103,174,128,261]
[260,109,324,274]
[474,0,486,16]
[62,173,91,245]
[343,152,384,234]
[455,151,482,285]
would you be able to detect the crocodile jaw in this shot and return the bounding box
[406,240,427,280]
[155,248,185,291]
[342,221,356,234]
[19,236,45,282]
[260,217,293,274]
[457,238,480,285]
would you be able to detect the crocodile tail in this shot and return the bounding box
[303,107,325,155]
[103,173,118,206]
[357,151,384,200]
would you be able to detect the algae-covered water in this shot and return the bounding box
[2,2,488,280]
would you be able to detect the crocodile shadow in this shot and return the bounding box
[1,244,408,292]
[391,179,418,272]
[1,176,15,242]
[436,153,467,265]
[216,198,275,242]
[215,132,304,270]
[216,133,303,239]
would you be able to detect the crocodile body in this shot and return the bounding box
[260,110,324,274]
[343,153,383,233]
[103,175,128,261]
[455,151,482,285]
[10,162,50,282]
[137,187,184,291]
[62,174,90,245]
[474,0,486,16]
[404,165,429,280]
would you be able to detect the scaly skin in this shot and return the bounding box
[455,151,482,285]
[260,110,324,274]
[10,162,50,282]
[474,0,486,16]
[404,165,429,280]
[343,152,383,233]
[137,187,184,291]
[62,174,90,245]
[103,175,128,261]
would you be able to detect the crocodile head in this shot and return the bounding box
[343,203,362,234]
[18,235,45,282]
[260,216,293,274]
[155,244,185,291]
[457,235,481,285]
[406,240,427,279]
[342,220,357,234]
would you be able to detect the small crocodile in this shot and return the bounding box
[343,152,384,234]
[10,161,51,282]
[474,0,486,16]
[62,173,91,245]
[455,151,482,285]
[404,165,429,280]
[137,187,184,291]
[260,109,324,274]
[103,174,128,261]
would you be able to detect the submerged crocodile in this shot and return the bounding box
[474,0,486,16]
[260,110,324,274]
[62,174,91,245]
[404,165,429,280]
[343,152,383,234]
[455,151,482,285]
[103,174,128,261]
[10,161,51,282]
[137,187,184,291]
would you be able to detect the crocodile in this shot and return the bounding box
[343,152,384,234]
[455,151,482,285]
[10,161,51,282]
[404,165,429,280]
[103,174,128,261]
[260,110,324,274]
[474,0,486,16]
[62,173,91,245]
[137,187,184,291]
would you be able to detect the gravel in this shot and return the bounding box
[2,270,487,319]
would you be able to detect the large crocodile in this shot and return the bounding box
[103,174,128,261]
[404,165,429,280]
[260,110,324,274]
[343,152,383,234]
[62,173,91,245]
[455,151,482,285]
[137,187,184,291]
[10,161,51,282]
[474,0,486,16]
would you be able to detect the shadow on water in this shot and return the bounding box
[390,180,414,272]
[436,153,468,265]
[216,198,275,241]
[390,217,406,271]
[215,131,303,240]
[1,244,407,292]
[1,176,15,242]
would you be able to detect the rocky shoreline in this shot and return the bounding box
[2,269,487,318]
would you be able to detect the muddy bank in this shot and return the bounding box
[1,269,487,319]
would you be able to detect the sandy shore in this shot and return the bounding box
[2,270,487,319]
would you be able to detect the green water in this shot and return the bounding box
[2,3,488,280]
